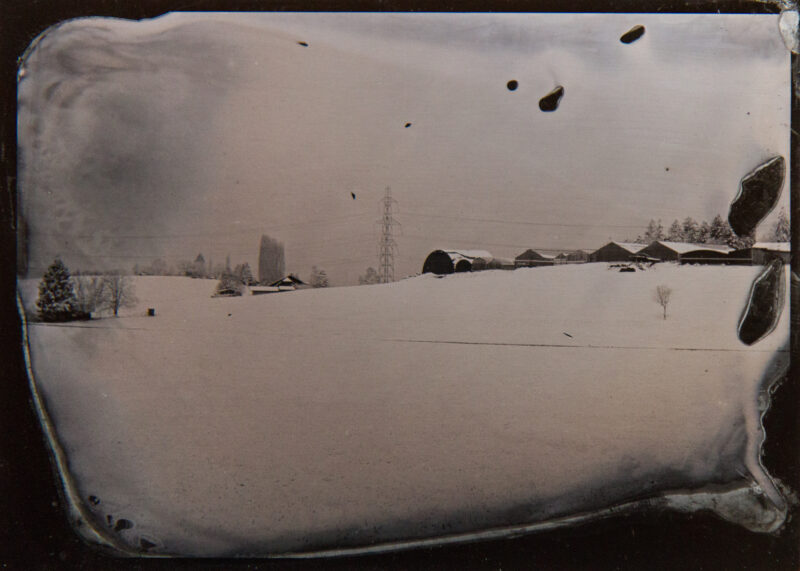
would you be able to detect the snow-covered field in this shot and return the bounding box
[18,263,790,556]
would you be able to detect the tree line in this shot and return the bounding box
[35,258,137,322]
[631,208,789,248]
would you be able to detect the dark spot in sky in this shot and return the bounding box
[746,112,750,115]
[405,122,412,128]
[620,25,646,44]
[562,332,573,338]
[88,495,100,506]
[350,192,356,200]
[738,258,785,345]
[227,313,232,317]
[539,86,564,112]
[507,80,518,91]
[114,518,133,532]
[728,155,785,237]
[665,167,669,172]
[297,41,308,47]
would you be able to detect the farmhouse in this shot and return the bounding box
[639,241,732,263]
[588,242,646,263]
[515,249,556,268]
[422,250,493,275]
[250,274,309,295]
[728,242,790,265]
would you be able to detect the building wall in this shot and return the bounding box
[590,243,637,262]
[638,242,679,261]
[678,250,731,265]
[422,251,454,274]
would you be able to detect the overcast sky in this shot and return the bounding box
[18,13,790,284]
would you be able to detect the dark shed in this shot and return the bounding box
[589,242,645,263]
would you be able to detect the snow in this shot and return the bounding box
[654,241,733,254]
[752,242,790,252]
[18,264,790,556]
[608,241,647,253]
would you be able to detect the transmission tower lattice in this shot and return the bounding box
[377,186,399,283]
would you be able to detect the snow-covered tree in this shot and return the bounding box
[682,217,699,243]
[310,266,329,288]
[769,208,790,242]
[707,214,731,245]
[642,219,665,243]
[214,273,244,296]
[696,221,710,244]
[36,258,79,321]
[234,262,255,285]
[667,219,684,242]
[359,267,380,285]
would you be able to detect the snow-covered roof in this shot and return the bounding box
[652,241,732,254]
[442,249,492,260]
[609,242,647,254]
[752,242,790,252]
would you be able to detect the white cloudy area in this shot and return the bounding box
[18,265,790,555]
[17,13,790,285]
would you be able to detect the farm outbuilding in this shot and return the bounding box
[588,242,646,263]
[250,274,309,295]
[422,250,493,275]
[728,242,790,265]
[515,249,556,268]
[639,241,732,263]
[471,256,515,271]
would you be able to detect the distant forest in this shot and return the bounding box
[630,208,789,248]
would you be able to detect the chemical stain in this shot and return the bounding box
[738,258,785,345]
[728,156,785,237]
[539,86,564,112]
[507,80,518,91]
[297,41,308,47]
[620,25,646,44]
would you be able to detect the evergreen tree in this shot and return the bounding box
[708,214,730,245]
[696,221,710,244]
[643,219,665,243]
[682,217,699,243]
[667,219,683,242]
[258,235,285,284]
[192,253,206,278]
[37,258,79,321]
[770,208,790,242]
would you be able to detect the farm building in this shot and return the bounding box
[554,249,592,263]
[639,241,732,263]
[471,256,516,271]
[728,242,790,265]
[588,242,646,263]
[422,250,493,275]
[515,249,556,268]
[250,274,309,295]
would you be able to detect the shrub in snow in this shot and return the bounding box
[36,258,85,321]
[214,274,244,297]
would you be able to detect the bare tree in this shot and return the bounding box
[655,285,672,320]
[102,272,138,317]
[73,275,106,316]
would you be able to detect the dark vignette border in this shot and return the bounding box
[0,1,797,569]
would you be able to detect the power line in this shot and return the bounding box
[403,211,644,230]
